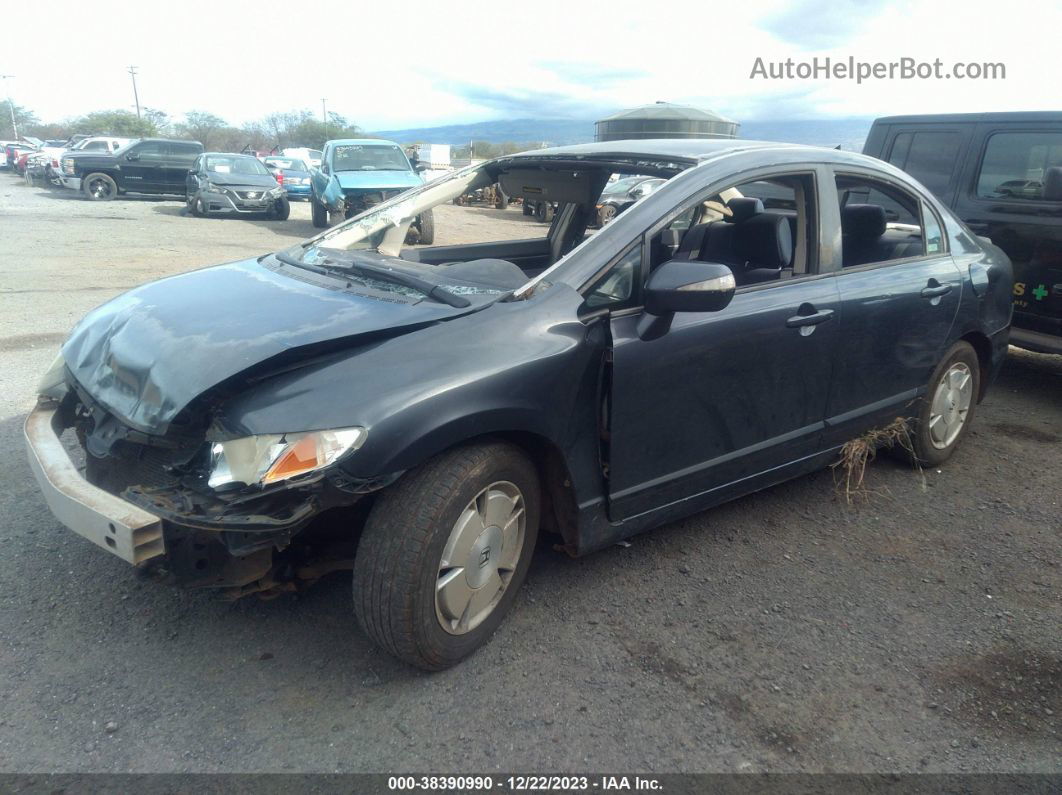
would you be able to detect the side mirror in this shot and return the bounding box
[414,162,429,172]
[1042,166,1062,201]
[187,168,195,175]
[644,260,735,315]
[125,152,139,161]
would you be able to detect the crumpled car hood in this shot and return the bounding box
[61,257,481,435]
[334,171,422,191]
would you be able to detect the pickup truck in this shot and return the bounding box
[310,138,434,243]
[60,138,204,200]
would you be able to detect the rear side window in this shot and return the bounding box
[170,142,202,158]
[82,141,107,151]
[921,202,945,255]
[887,131,960,198]
[976,131,1062,201]
[835,175,926,267]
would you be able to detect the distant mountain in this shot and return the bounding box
[370,119,595,147]
[369,117,875,153]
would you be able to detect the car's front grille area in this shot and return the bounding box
[85,438,186,495]
[235,190,267,200]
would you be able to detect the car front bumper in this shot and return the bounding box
[57,175,81,190]
[24,403,165,566]
[204,190,284,214]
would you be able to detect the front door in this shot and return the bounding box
[121,141,165,192]
[607,275,840,521]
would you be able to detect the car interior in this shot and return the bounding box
[381,163,936,299]
[835,175,926,267]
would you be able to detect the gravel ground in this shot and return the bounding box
[0,175,1059,774]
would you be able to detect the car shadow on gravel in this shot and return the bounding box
[150,204,318,239]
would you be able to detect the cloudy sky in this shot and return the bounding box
[5,0,1061,130]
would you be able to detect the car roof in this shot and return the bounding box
[872,111,1062,125]
[326,139,400,147]
[504,138,879,167]
[202,151,259,158]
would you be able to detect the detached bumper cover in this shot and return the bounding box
[24,403,164,565]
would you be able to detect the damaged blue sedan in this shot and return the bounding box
[25,139,1012,670]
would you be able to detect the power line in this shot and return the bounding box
[128,66,141,120]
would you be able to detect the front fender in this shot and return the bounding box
[321,174,345,210]
[216,285,609,511]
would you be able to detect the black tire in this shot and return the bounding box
[495,190,509,210]
[417,209,435,245]
[311,198,328,228]
[533,201,547,222]
[910,340,980,467]
[271,196,290,221]
[522,201,532,216]
[187,192,202,217]
[352,442,540,671]
[82,172,117,201]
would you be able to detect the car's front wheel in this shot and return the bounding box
[311,198,328,228]
[82,172,117,201]
[270,196,290,221]
[352,442,540,670]
[911,340,980,466]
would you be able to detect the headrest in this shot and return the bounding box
[725,197,764,223]
[735,213,792,269]
[842,204,887,238]
[1043,166,1062,201]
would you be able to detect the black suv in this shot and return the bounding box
[864,112,1062,354]
[60,138,204,201]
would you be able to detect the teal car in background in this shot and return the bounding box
[310,138,434,242]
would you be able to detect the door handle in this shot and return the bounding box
[785,309,834,328]
[921,284,953,298]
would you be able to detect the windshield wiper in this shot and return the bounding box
[275,252,470,308]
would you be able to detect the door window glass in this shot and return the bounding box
[133,141,163,160]
[976,132,1062,200]
[887,131,960,197]
[82,140,107,151]
[584,245,641,310]
[835,175,926,267]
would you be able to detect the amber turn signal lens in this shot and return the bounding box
[263,436,320,483]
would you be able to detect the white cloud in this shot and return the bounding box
[2,0,1060,129]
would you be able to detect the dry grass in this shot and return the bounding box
[831,417,924,503]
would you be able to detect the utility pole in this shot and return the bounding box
[321,98,327,124]
[127,66,141,120]
[0,75,16,139]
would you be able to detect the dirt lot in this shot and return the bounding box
[0,175,1059,774]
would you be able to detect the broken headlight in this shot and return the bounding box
[207,428,366,489]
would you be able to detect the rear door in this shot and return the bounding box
[953,127,1062,339]
[879,125,973,206]
[824,169,963,445]
[164,142,202,192]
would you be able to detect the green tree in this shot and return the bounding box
[70,109,161,137]
[175,110,229,149]
[0,101,39,139]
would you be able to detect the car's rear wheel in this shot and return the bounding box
[311,199,328,228]
[910,340,980,466]
[352,442,539,670]
[82,172,117,201]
